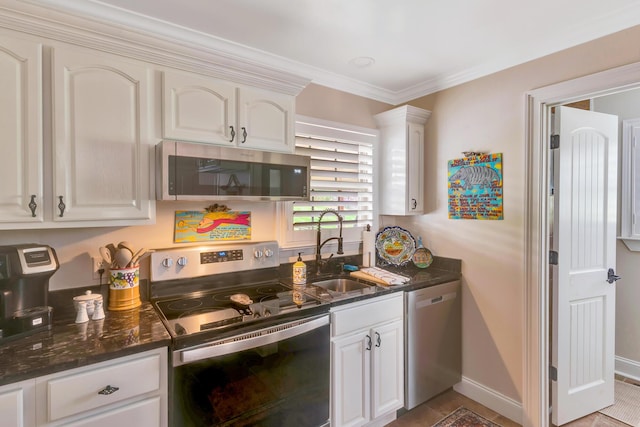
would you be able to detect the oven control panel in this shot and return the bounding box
[150,241,279,282]
[201,249,243,264]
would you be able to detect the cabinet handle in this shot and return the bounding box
[375,331,381,347]
[411,198,417,210]
[229,126,236,142]
[365,334,372,351]
[57,196,66,217]
[98,385,119,395]
[241,127,247,143]
[28,195,37,217]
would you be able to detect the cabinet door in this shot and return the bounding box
[331,333,370,427]
[51,45,153,222]
[162,70,236,145]
[237,87,294,153]
[407,121,424,213]
[371,320,404,419]
[0,379,36,427]
[0,32,43,225]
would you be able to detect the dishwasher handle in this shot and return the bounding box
[415,291,457,309]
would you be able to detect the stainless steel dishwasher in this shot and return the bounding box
[405,280,461,410]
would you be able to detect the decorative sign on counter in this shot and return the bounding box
[174,206,251,243]
[448,153,503,220]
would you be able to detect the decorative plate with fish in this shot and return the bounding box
[375,226,416,266]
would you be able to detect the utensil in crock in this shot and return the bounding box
[114,248,133,269]
[99,246,112,267]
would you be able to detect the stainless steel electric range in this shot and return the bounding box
[150,241,330,427]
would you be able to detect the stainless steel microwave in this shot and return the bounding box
[156,141,310,201]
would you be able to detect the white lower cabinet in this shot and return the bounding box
[0,379,36,427]
[0,347,167,427]
[331,293,404,427]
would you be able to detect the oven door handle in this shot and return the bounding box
[176,314,329,365]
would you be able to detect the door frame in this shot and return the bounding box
[524,61,640,427]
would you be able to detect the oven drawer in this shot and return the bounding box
[39,350,162,422]
[331,293,403,337]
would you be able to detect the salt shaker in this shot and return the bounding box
[75,301,89,323]
[92,298,105,320]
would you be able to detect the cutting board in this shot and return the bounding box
[350,270,390,286]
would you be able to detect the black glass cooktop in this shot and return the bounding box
[153,281,323,338]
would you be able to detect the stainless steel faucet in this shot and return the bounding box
[315,209,344,274]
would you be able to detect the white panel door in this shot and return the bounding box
[331,333,370,427]
[407,122,424,213]
[162,70,236,145]
[51,45,153,221]
[552,106,618,425]
[0,379,35,427]
[0,33,43,224]
[370,320,404,419]
[237,87,294,153]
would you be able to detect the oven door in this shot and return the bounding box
[171,314,330,427]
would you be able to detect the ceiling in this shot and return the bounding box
[29,0,640,104]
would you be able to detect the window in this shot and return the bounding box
[279,116,378,250]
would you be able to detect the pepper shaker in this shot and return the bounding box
[92,298,105,320]
[75,301,89,323]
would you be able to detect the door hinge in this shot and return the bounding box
[549,366,557,381]
[549,251,558,265]
[550,134,560,149]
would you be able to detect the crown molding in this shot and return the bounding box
[4,0,640,104]
[0,0,311,95]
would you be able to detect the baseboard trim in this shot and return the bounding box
[615,355,640,382]
[453,376,523,425]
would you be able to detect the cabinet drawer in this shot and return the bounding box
[331,293,403,337]
[44,352,161,422]
[61,396,160,427]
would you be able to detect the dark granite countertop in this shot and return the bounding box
[0,255,460,387]
[281,255,462,307]
[0,301,171,386]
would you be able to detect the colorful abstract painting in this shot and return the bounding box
[448,153,503,220]
[174,210,251,243]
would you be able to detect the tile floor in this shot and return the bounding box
[387,378,639,427]
[386,388,521,427]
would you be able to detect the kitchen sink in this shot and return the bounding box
[311,278,374,294]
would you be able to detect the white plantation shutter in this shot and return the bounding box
[292,117,376,234]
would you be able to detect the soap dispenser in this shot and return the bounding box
[293,252,307,285]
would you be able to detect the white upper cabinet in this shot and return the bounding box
[237,87,294,152]
[162,70,236,145]
[375,105,431,215]
[0,31,43,225]
[51,44,154,223]
[162,70,295,153]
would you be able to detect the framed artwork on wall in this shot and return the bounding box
[448,153,503,220]
[174,209,251,243]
